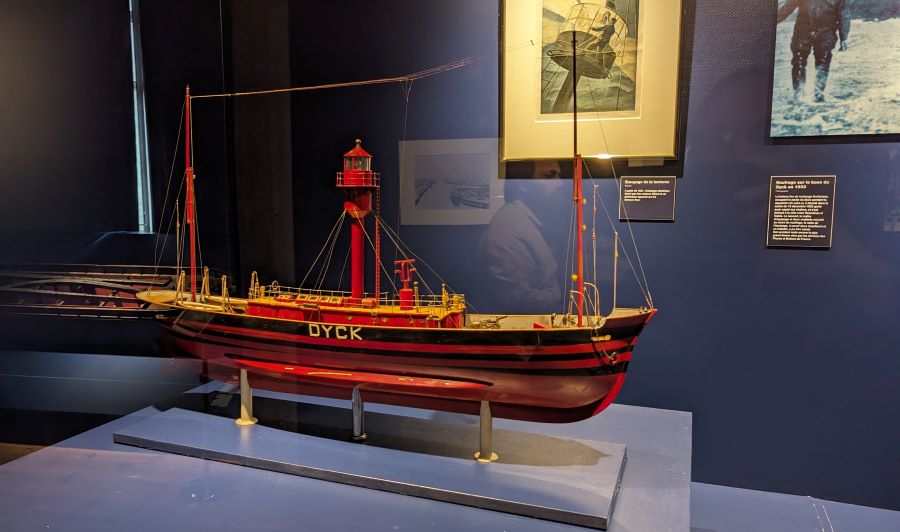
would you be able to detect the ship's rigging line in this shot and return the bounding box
[395,78,414,269]
[189,58,476,101]
[189,110,206,280]
[564,188,577,315]
[151,101,185,285]
[159,0,227,293]
[585,163,653,308]
[323,217,348,290]
[575,3,652,308]
[292,189,459,306]
[554,5,651,313]
[162,176,185,272]
[337,245,351,294]
[387,79,470,310]
[157,57,476,299]
[592,184,599,309]
[295,210,405,301]
[314,212,343,291]
[378,216,463,303]
[177,198,186,272]
[155,107,206,294]
[298,211,346,289]
[355,218,402,298]
[154,51,651,311]
[172,166,206,284]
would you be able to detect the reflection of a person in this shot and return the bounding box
[478,161,566,313]
[777,0,851,103]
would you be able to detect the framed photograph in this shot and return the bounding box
[399,138,503,226]
[501,0,683,160]
[770,1,900,137]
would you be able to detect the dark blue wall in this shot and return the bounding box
[617,0,899,510]
[140,0,238,275]
[0,0,138,260]
[287,0,900,510]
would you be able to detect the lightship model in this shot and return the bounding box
[141,67,656,425]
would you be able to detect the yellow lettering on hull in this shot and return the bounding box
[308,323,363,341]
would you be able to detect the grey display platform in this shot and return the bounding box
[3,380,900,531]
[0,382,693,531]
[691,482,900,532]
[113,393,627,529]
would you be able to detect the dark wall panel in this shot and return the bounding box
[288,0,498,291]
[139,0,236,275]
[0,0,137,258]
[231,0,294,286]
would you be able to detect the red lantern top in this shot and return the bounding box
[343,138,372,159]
[337,139,379,188]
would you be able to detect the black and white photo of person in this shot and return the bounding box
[778,0,851,103]
[770,0,900,137]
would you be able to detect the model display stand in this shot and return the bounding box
[6,385,899,531]
[114,381,629,529]
[0,379,692,531]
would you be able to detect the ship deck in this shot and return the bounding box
[138,289,651,331]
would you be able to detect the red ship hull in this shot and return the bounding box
[164,306,656,423]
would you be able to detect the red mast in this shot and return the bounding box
[574,155,584,326]
[571,32,584,327]
[337,140,380,302]
[184,86,197,302]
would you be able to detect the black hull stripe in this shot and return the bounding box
[168,326,634,362]
[167,330,632,377]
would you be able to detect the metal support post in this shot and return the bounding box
[474,400,498,462]
[235,369,258,426]
[351,385,367,441]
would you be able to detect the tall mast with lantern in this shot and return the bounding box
[336,139,381,302]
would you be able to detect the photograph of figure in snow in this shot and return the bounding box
[770,0,900,137]
[540,0,640,115]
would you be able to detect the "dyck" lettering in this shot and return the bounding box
[308,323,362,341]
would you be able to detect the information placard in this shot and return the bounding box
[618,176,677,221]
[766,175,836,248]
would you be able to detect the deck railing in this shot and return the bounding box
[336,171,381,188]
[250,282,465,312]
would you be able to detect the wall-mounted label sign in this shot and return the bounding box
[766,175,836,248]
[618,176,677,221]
